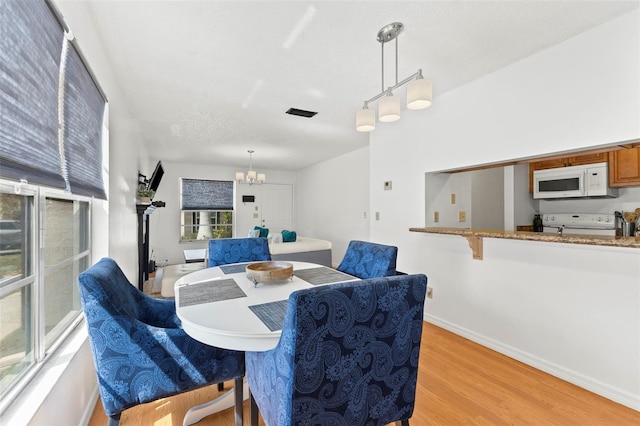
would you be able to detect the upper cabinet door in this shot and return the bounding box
[609,147,640,187]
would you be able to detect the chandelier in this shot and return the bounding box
[236,150,265,185]
[356,22,432,132]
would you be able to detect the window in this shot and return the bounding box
[180,179,234,242]
[0,182,90,407]
[0,0,102,412]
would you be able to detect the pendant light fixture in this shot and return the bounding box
[236,150,265,185]
[356,22,432,132]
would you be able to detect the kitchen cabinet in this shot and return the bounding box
[609,147,640,187]
[528,152,609,192]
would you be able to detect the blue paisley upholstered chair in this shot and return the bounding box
[78,258,245,426]
[336,240,398,279]
[246,273,427,426]
[208,237,271,267]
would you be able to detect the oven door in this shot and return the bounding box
[533,167,586,199]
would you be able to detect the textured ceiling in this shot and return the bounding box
[55,0,638,171]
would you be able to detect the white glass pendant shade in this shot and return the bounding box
[236,172,245,181]
[407,78,432,110]
[356,108,376,132]
[247,170,257,180]
[257,173,266,183]
[378,94,400,122]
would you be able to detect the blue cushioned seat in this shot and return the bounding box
[246,273,427,426]
[208,237,271,267]
[78,258,245,426]
[337,240,398,279]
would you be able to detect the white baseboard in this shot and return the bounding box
[424,314,640,412]
[79,387,100,426]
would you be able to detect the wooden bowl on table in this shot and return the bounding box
[246,261,294,286]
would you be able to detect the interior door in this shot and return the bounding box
[260,183,293,233]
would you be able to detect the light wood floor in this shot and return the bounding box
[88,321,640,426]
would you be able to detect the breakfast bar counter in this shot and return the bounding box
[409,227,640,259]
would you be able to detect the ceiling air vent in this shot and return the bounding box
[286,108,317,118]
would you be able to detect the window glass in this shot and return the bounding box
[180,211,233,241]
[0,189,34,400]
[44,198,89,266]
[43,259,85,349]
[0,286,34,397]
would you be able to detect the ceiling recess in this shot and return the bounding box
[286,108,318,118]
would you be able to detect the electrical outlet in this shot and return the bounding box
[375,212,380,221]
[363,211,367,219]
[459,211,466,222]
[384,181,392,190]
[450,193,456,204]
[427,287,433,299]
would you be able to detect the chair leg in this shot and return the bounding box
[107,414,120,426]
[249,390,259,426]
[218,382,224,391]
[395,420,409,426]
[234,377,243,426]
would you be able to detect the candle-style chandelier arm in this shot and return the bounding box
[364,69,425,106]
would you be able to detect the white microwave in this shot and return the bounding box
[533,162,618,199]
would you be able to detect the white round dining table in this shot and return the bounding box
[175,261,356,352]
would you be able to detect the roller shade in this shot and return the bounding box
[0,0,107,199]
[181,179,234,210]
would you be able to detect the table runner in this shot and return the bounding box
[178,278,246,307]
[248,300,289,332]
[294,267,354,285]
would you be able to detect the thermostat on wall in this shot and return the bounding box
[242,195,255,202]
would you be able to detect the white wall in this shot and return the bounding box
[366,10,640,410]
[295,147,370,266]
[149,161,297,265]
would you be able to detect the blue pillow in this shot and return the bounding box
[254,226,269,238]
[281,230,297,243]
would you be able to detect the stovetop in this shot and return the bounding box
[542,213,615,230]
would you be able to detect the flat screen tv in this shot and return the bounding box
[148,161,164,192]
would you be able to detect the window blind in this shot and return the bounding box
[0,0,107,199]
[0,0,66,189]
[181,179,234,210]
[62,42,107,199]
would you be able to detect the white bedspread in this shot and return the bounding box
[269,236,331,255]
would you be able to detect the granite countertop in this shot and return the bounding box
[409,227,640,249]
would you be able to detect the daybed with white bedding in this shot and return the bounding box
[269,236,332,267]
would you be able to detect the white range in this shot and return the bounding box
[542,213,616,236]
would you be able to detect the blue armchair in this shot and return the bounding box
[337,240,398,279]
[208,237,271,267]
[246,273,427,426]
[78,258,245,426]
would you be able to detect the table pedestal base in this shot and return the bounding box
[183,379,248,426]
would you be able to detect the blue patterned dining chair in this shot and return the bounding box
[336,240,398,279]
[78,258,245,426]
[208,237,271,267]
[246,273,427,426]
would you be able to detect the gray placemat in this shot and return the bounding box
[248,299,289,332]
[178,278,246,307]
[294,267,354,285]
[219,263,249,274]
